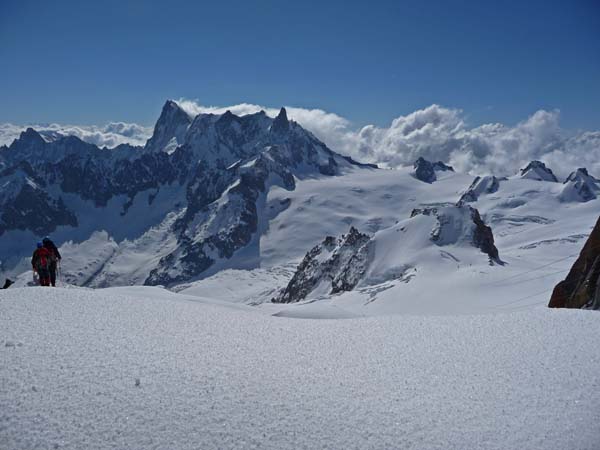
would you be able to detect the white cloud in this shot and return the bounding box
[0,122,153,148]
[177,99,600,179]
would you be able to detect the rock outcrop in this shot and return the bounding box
[559,168,600,203]
[410,204,501,263]
[412,157,454,183]
[459,175,501,203]
[519,161,558,182]
[272,227,371,303]
[549,216,600,309]
[274,202,501,304]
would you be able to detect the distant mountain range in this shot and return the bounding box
[1,100,598,313]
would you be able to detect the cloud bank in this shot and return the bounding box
[177,99,600,179]
[0,122,153,149]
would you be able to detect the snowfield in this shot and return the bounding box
[1,286,599,450]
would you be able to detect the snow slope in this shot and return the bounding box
[1,286,599,450]
[180,163,599,315]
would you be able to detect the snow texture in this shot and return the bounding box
[1,286,599,450]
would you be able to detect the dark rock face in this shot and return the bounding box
[470,207,501,263]
[549,216,600,309]
[0,184,77,236]
[273,227,371,303]
[145,100,192,153]
[271,107,290,134]
[413,157,436,183]
[519,160,558,182]
[412,157,454,183]
[459,176,501,203]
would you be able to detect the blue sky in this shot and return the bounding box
[0,0,598,129]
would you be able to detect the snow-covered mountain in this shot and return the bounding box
[181,161,599,315]
[519,160,558,182]
[1,100,599,316]
[0,101,369,286]
[559,168,600,202]
[273,203,501,304]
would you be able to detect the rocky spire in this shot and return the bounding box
[18,128,45,146]
[271,107,290,134]
[145,100,192,153]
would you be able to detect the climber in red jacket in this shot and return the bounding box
[31,242,51,287]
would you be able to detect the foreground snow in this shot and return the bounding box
[1,287,598,449]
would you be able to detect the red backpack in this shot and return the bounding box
[35,247,51,270]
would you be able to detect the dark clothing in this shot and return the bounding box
[42,239,61,260]
[32,247,52,287]
[37,267,50,286]
[42,239,60,287]
[48,260,58,287]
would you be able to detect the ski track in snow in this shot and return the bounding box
[1,287,599,450]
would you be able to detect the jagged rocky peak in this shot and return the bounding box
[20,127,46,145]
[270,107,290,134]
[272,226,371,303]
[145,99,193,153]
[519,160,558,182]
[549,216,600,309]
[7,128,46,156]
[459,175,501,203]
[410,204,501,263]
[5,128,50,163]
[412,157,454,183]
[559,168,600,203]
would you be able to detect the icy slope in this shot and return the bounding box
[1,287,599,450]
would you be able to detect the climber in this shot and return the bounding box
[31,242,51,287]
[42,236,61,287]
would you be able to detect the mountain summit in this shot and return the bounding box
[145,100,192,153]
[0,101,365,286]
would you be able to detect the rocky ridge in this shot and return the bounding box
[272,227,371,303]
[549,216,600,309]
[519,160,558,182]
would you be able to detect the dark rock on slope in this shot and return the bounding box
[1,185,77,236]
[410,204,501,264]
[549,216,600,309]
[272,227,371,303]
[459,175,501,203]
[412,157,454,183]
